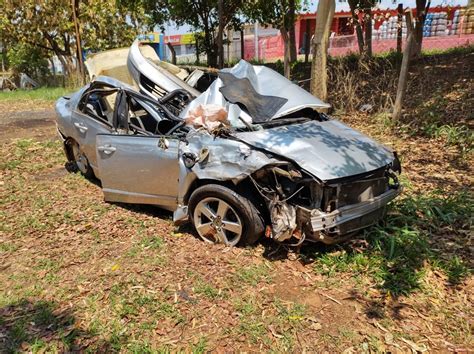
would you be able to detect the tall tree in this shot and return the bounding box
[288,0,298,62]
[411,0,430,57]
[348,0,365,54]
[143,0,243,67]
[347,0,377,57]
[310,0,335,100]
[243,0,305,78]
[0,0,145,76]
[393,10,415,121]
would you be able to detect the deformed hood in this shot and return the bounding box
[181,60,331,124]
[235,119,395,181]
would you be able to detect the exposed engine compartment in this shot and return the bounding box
[249,163,400,245]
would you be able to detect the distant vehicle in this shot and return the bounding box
[55,40,401,247]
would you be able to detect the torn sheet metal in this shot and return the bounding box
[218,72,287,123]
[182,132,279,182]
[181,60,331,124]
[127,40,200,98]
[269,199,297,242]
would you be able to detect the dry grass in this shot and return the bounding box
[0,48,473,352]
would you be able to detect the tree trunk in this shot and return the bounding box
[397,4,403,53]
[412,0,429,58]
[240,29,245,59]
[281,27,291,79]
[166,42,177,64]
[207,47,218,67]
[195,36,200,65]
[364,8,372,57]
[310,0,336,101]
[217,0,224,68]
[288,0,297,62]
[349,0,364,54]
[71,0,85,84]
[304,19,311,64]
[393,11,415,121]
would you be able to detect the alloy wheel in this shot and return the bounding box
[193,197,243,246]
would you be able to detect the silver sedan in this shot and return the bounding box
[55,46,401,247]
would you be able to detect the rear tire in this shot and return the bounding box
[188,184,264,246]
[65,139,95,179]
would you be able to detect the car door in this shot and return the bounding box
[95,134,180,209]
[71,87,116,172]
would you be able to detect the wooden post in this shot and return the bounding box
[397,4,403,53]
[392,10,414,121]
[166,43,177,65]
[71,0,85,84]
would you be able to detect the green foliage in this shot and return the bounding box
[311,191,473,295]
[0,87,73,102]
[7,43,49,79]
[423,123,473,155]
[0,0,145,76]
[242,0,307,31]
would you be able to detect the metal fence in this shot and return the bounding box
[244,7,474,61]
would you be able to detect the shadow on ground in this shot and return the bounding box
[0,299,110,353]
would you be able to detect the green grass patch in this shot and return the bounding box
[234,264,271,286]
[0,87,74,102]
[310,190,473,295]
[193,278,220,299]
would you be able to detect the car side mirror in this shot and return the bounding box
[113,91,129,131]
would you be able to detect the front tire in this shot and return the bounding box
[188,184,264,246]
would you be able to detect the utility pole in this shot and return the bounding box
[71,0,85,84]
[217,0,224,68]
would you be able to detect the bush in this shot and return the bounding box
[7,43,49,80]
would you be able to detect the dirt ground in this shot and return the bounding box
[0,61,472,352]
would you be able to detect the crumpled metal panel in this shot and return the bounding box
[235,119,395,181]
[182,132,280,182]
[127,40,200,98]
[180,60,330,126]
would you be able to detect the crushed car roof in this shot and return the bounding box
[181,60,331,124]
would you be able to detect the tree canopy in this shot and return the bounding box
[0,0,145,75]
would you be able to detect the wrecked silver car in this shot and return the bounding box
[55,41,401,246]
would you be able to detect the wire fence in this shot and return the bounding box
[243,7,474,61]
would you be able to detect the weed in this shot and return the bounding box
[234,264,271,286]
[192,337,208,353]
[439,256,471,285]
[310,190,472,295]
[193,278,220,299]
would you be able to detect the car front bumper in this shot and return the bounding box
[297,186,402,244]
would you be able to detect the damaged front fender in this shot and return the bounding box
[181,132,281,183]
